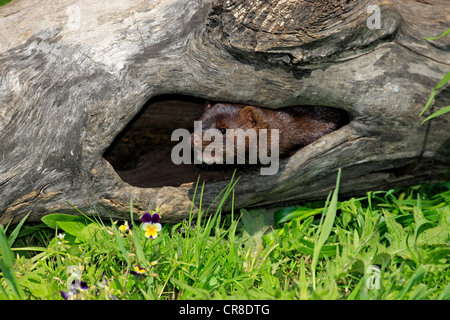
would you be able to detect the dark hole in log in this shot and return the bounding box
[103,95,241,188]
[103,95,349,188]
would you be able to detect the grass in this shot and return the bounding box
[1,172,449,300]
[420,27,450,123]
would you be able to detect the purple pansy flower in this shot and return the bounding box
[60,280,89,300]
[130,264,147,279]
[141,212,162,239]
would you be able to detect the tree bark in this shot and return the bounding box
[1,0,449,224]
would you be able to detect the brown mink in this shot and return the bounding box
[191,102,346,164]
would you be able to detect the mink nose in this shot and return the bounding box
[191,133,201,146]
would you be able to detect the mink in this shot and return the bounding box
[191,102,346,164]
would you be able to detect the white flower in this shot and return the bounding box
[57,233,66,245]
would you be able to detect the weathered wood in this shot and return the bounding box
[1,0,449,224]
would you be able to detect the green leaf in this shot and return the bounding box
[170,277,210,299]
[421,105,450,124]
[413,206,434,244]
[0,258,24,300]
[41,213,105,242]
[298,239,338,257]
[420,70,450,119]
[110,219,129,265]
[291,217,314,244]
[311,168,341,288]
[437,282,450,300]
[274,207,322,226]
[394,265,425,300]
[415,207,450,246]
[0,280,9,299]
[381,206,450,259]
[423,247,450,265]
[383,209,408,251]
[347,276,365,300]
[133,226,145,263]
[0,226,24,299]
[41,213,89,230]
[0,0,12,6]
[56,220,89,237]
[262,232,276,246]
[76,223,104,242]
[10,247,47,253]
[423,28,450,40]
[263,215,314,249]
[7,212,30,247]
[298,258,308,299]
[0,226,14,269]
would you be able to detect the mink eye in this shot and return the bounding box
[219,128,227,134]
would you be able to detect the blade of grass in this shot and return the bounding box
[421,105,450,124]
[0,226,14,269]
[0,279,9,299]
[275,207,322,226]
[133,226,145,263]
[0,225,24,299]
[128,197,145,263]
[437,282,450,300]
[423,28,450,40]
[192,174,239,282]
[420,70,450,119]
[200,172,239,244]
[7,212,30,247]
[110,219,129,265]
[394,265,425,300]
[66,201,98,225]
[196,180,206,227]
[204,170,239,217]
[347,276,365,300]
[129,196,134,222]
[299,258,308,300]
[311,168,341,289]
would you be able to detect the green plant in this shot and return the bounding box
[0,213,30,299]
[420,28,450,124]
[1,177,449,300]
[0,0,12,6]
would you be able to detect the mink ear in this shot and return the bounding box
[239,106,261,128]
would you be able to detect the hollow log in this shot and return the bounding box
[1,0,449,224]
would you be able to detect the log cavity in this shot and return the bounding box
[103,95,349,188]
[103,95,239,188]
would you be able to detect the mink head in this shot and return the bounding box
[199,103,263,132]
[191,103,267,164]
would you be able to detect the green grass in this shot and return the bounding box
[420,27,450,124]
[1,173,449,300]
[0,0,11,6]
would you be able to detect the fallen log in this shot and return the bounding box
[1,0,449,224]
